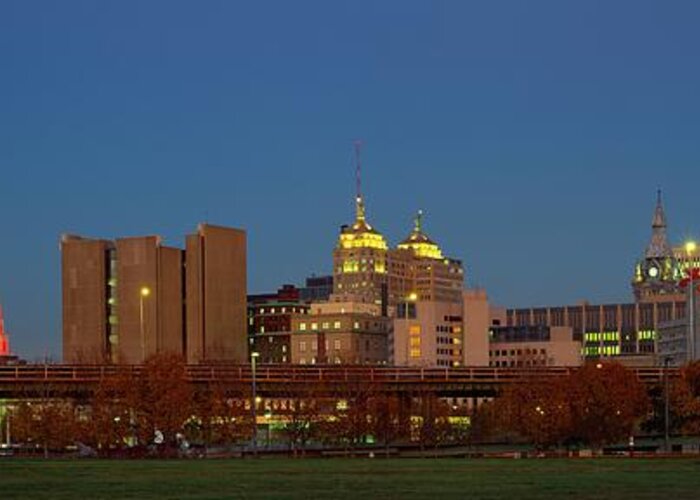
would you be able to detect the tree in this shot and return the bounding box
[487,374,572,450]
[484,363,649,450]
[87,353,192,455]
[566,362,649,449]
[670,361,700,435]
[11,400,78,457]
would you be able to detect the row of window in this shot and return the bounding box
[490,359,548,368]
[299,339,343,352]
[299,321,347,331]
[489,348,547,357]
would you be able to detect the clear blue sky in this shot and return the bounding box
[1,1,699,359]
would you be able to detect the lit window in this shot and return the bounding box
[282,345,287,353]
[311,323,318,331]
[300,323,307,331]
[334,321,341,329]
[353,322,360,329]
[260,326,265,333]
[322,322,330,329]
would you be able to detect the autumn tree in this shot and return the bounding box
[669,360,700,435]
[567,362,649,449]
[488,374,573,450]
[87,353,192,453]
[189,381,253,448]
[11,400,79,457]
[367,392,404,452]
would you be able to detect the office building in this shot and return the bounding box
[248,285,309,364]
[488,325,581,367]
[290,301,390,364]
[300,275,333,303]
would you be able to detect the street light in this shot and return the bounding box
[664,356,671,453]
[139,287,151,362]
[251,351,260,457]
[686,241,697,361]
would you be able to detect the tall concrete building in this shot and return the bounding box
[185,224,247,363]
[62,224,247,364]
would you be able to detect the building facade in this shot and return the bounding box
[62,223,247,364]
[290,301,390,365]
[300,275,334,303]
[632,191,684,303]
[248,285,309,364]
[488,325,581,367]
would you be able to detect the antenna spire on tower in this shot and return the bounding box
[353,140,366,222]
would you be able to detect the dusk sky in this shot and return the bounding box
[2,1,700,359]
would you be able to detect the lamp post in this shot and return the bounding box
[251,351,260,457]
[139,287,151,362]
[404,292,418,366]
[664,356,671,453]
[264,408,272,449]
[686,241,697,361]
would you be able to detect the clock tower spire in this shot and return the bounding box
[633,190,681,302]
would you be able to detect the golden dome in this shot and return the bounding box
[397,210,444,260]
[337,196,388,250]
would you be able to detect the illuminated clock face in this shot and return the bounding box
[648,266,659,278]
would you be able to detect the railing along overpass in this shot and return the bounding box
[0,364,675,400]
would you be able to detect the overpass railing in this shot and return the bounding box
[0,364,673,385]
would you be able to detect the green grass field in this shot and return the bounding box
[1,458,700,499]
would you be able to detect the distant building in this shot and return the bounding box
[62,223,247,364]
[393,299,464,367]
[300,275,333,303]
[504,300,686,365]
[488,325,581,367]
[658,290,700,366]
[290,301,390,365]
[0,304,19,365]
[632,191,684,302]
[248,285,309,364]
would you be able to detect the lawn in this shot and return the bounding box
[1,458,699,499]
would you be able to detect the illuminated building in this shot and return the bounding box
[0,304,10,357]
[332,192,389,310]
[62,224,247,364]
[632,191,684,302]
[0,304,18,365]
[504,300,686,365]
[248,285,309,364]
[393,299,464,367]
[393,210,463,304]
[290,301,390,364]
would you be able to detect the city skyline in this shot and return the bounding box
[2,1,700,359]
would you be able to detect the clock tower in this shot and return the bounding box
[632,191,682,302]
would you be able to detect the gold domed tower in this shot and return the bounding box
[332,145,389,308]
[397,210,444,260]
[394,210,464,304]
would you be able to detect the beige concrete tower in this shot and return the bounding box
[186,223,247,363]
